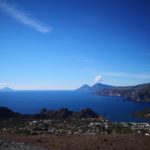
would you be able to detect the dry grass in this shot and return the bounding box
[0,133,150,150]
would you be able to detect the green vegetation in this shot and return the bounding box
[134,108,150,118]
[0,106,150,137]
[111,123,134,134]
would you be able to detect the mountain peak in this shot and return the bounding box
[77,83,114,92]
[81,84,91,88]
[76,84,91,92]
[0,87,13,92]
[91,83,114,91]
[93,83,103,86]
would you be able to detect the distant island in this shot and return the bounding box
[77,83,114,92]
[77,83,150,102]
[0,87,13,92]
[1,83,150,102]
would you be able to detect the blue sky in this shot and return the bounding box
[0,0,150,90]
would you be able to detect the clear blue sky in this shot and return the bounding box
[0,0,150,90]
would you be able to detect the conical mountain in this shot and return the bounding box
[0,87,13,92]
[76,84,91,92]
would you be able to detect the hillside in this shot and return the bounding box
[97,83,150,102]
[0,106,98,120]
[0,133,150,150]
[37,108,98,119]
[0,107,18,119]
[76,84,91,92]
[134,107,150,118]
[91,83,114,91]
[77,83,150,102]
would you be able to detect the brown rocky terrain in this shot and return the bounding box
[0,132,150,150]
[0,140,48,150]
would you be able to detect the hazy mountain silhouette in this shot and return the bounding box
[0,87,13,92]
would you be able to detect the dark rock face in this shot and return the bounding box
[0,106,98,120]
[38,108,98,119]
[39,108,73,119]
[54,108,73,118]
[81,108,97,118]
[0,107,17,119]
[72,108,98,118]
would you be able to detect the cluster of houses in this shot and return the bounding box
[1,117,150,136]
[23,117,111,135]
[117,122,150,136]
[130,122,150,135]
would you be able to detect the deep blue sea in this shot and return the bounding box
[0,91,150,122]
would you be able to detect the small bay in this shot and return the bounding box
[0,91,150,122]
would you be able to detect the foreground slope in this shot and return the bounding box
[0,133,150,150]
